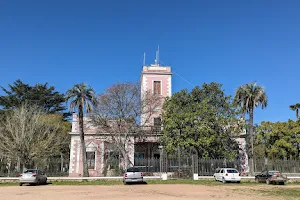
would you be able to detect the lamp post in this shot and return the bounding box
[158,145,163,178]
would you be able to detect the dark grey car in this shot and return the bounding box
[19,169,47,186]
[123,167,143,184]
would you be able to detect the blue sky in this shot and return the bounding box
[0,0,299,123]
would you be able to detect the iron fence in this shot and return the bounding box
[0,157,69,177]
[133,157,300,177]
[198,159,241,176]
[2,156,300,177]
[254,159,300,174]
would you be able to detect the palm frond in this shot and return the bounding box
[233,82,268,114]
[66,83,97,114]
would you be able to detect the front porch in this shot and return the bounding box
[134,142,160,173]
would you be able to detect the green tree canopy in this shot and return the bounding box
[0,79,69,119]
[161,82,243,159]
[256,120,300,160]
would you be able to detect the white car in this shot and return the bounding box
[19,169,47,186]
[213,168,241,183]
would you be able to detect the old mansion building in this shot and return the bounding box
[68,61,248,177]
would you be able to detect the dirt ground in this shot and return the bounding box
[0,184,298,200]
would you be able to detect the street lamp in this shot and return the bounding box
[158,145,163,177]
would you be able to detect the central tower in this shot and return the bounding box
[140,49,172,127]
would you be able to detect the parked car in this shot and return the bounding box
[213,168,241,183]
[19,169,47,186]
[255,170,288,185]
[123,167,143,184]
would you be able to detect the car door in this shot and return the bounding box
[40,171,46,183]
[256,172,263,182]
[214,169,220,180]
[220,169,225,180]
[260,171,268,182]
[35,170,41,182]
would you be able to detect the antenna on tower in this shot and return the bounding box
[143,52,146,66]
[155,45,160,66]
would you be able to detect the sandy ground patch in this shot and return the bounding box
[0,184,298,200]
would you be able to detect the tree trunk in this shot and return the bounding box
[60,153,64,172]
[249,108,254,176]
[297,109,299,119]
[264,150,268,170]
[178,145,181,171]
[17,157,21,172]
[79,104,89,177]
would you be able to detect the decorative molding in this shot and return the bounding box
[167,76,172,97]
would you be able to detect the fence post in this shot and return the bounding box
[192,154,198,180]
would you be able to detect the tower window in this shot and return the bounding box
[153,81,161,95]
[153,117,161,132]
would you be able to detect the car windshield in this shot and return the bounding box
[126,168,140,172]
[24,170,37,174]
[227,169,238,173]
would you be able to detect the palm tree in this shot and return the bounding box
[289,103,300,118]
[234,82,267,175]
[66,83,97,177]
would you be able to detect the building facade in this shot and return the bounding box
[68,61,248,177]
[68,63,172,177]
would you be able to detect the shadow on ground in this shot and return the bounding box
[125,181,148,185]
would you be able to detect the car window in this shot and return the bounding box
[226,169,238,173]
[126,168,140,172]
[268,171,280,175]
[220,169,224,173]
[215,169,220,173]
[24,170,37,174]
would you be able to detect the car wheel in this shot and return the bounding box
[36,180,40,186]
[237,181,241,184]
[222,177,226,184]
[45,178,47,185]
[266,179,270,185]
[19,183,23,186]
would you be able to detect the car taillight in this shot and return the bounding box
[19,174,22,177]
[226,173,228,176]
[32,173,36,177]
[125,173,127,178]
[141,172,143,177]
[239,173,241,176]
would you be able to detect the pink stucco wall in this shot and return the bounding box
[140,65,172,126]
[144,75,170,97]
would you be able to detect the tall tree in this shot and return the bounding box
[0,79,69,119]
[161,83,242,159]
[0,105,66,171]
[234,82,267,175]
[66,83,97,177]
[91,82,162,170]
[256,120,300,160]
[289,103,300,118]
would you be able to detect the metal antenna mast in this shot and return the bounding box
[155,45,160,66]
